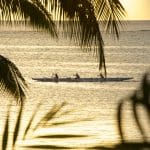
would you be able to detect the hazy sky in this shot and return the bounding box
[121,0,150,20]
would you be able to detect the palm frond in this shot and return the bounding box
[0,55,27,103]
[1,100,91,149]
[23,101,42,140]
[115,142,150,150]
[117,99,125,142]
[47,118,93,127]
[13,102,24,147]
[132,100,147,142]
[46,0,107,76]
[33,102,67,130]
[141,71,150,107]
[0,0,57,37]
[1,105,11,150]
[117,71,150,143]
[91,142,150,150]
[92,0,126,38]
[142,73,150,121]
[22,145,72,149]
[20,102,91,149]
[36,134,88,138]
[130,71,150,142]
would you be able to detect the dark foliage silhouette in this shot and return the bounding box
[2,101,91,149]
[117,71,150,143]
[0,0,126,77]
[0,55,27,103]
[89,71,150,150]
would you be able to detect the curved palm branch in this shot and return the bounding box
[117,99,125,142]
[21,103,90,149]
[2,101,91,149]
[0,0,57,37]
[40,0,125,76]
[0,55,27,103]
[117,71,150,142]
[93,0,126,38]
[132,100,147,142]
[45,0,107,76]
[0,0,125,76]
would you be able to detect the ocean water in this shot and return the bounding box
[0,21,150,148]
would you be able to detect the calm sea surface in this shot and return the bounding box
[0,21,150,148]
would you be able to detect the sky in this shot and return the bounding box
[121,0,150,20]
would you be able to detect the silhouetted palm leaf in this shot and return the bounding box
[36,134,88,138]
[0,0,125,76]
[22,145,72,149]
[47,0,107,76]
[23,101,42,140]
[21,102,91,149]
[0,0,57,37]
[48,118,93,127]
[90,72,150,149]
[0,55,27,103]
[117,99,124,142]
[93,0,126,38]
[1,105,10,150]
[115,142,150,150]
[26,103,91,149]
[132,100,147,142]
[91,142,150,150]
[117,71,150,142]
[33,102,67,130]
[43,0,125,76]
[13,102,24,147]
[1,101,91,149]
